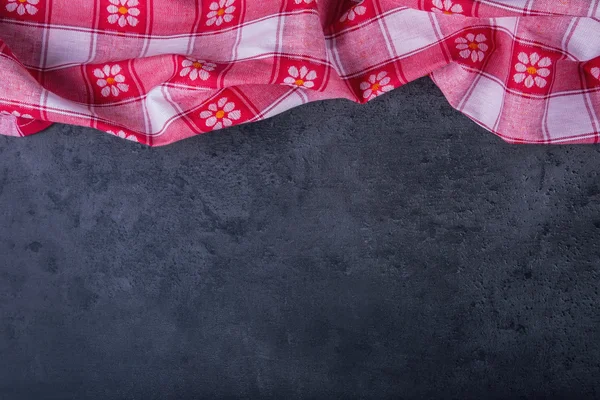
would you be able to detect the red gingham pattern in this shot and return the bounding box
[1,0,599,145]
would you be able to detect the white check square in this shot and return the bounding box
[45,28,93,69]
[546,93,595,139]
[145,36,191,58]
[461,75,504,130]
[565,18,600,61]
[145,86,179,134]
[382,8,438,58]
[236,16,281,60]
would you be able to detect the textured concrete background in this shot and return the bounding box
[2,77,600,399]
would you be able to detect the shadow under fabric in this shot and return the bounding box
[0,0,599,146]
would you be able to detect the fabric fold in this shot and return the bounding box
[0,0,599,145]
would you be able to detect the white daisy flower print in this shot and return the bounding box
[340,0,366,22]
[5,0,39,16]
[93,64,129,97]
[206,0,235,27]
[591,67,600,81]
[513,52,552,89]
[283,66,317,89]
[455,33,488,62]
[107,0,140,27]
[0,110,33,118]
[107,130,139,142]
[431,0,463,15]
[359,71,394,100]
[180,58,217,81]
[199,97,241,130]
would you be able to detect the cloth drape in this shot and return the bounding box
[1,0,599,145]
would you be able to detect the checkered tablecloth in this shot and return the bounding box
[1,0,599,145]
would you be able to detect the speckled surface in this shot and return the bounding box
[2,77,600,399]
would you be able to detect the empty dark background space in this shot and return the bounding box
[1,77,600,399]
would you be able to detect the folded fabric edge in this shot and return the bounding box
[2,8,600,145]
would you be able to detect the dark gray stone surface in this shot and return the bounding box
[1,77,600,399]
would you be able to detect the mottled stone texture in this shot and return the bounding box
[1,78,600,399]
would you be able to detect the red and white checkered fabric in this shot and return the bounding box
[1,0,600,145]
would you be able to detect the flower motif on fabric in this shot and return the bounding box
[93,64,129,97]
[591,67,600,82]
[513,52,551,89]
[0,110,33,118]
[283,66,317,89]
[107,0,140,27]
[360,71,394,100]
[431,0,463,15]
[455,33,488,62]
[180,58,216,81]
[5,0,39,15]
[107,130,139,142]
[200,97,241,130]
[294,0,314,3]
[206,0,235,26]
[340,0,366,22]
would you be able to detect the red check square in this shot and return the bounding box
[86,62,141,104]
[506,46,558,96]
